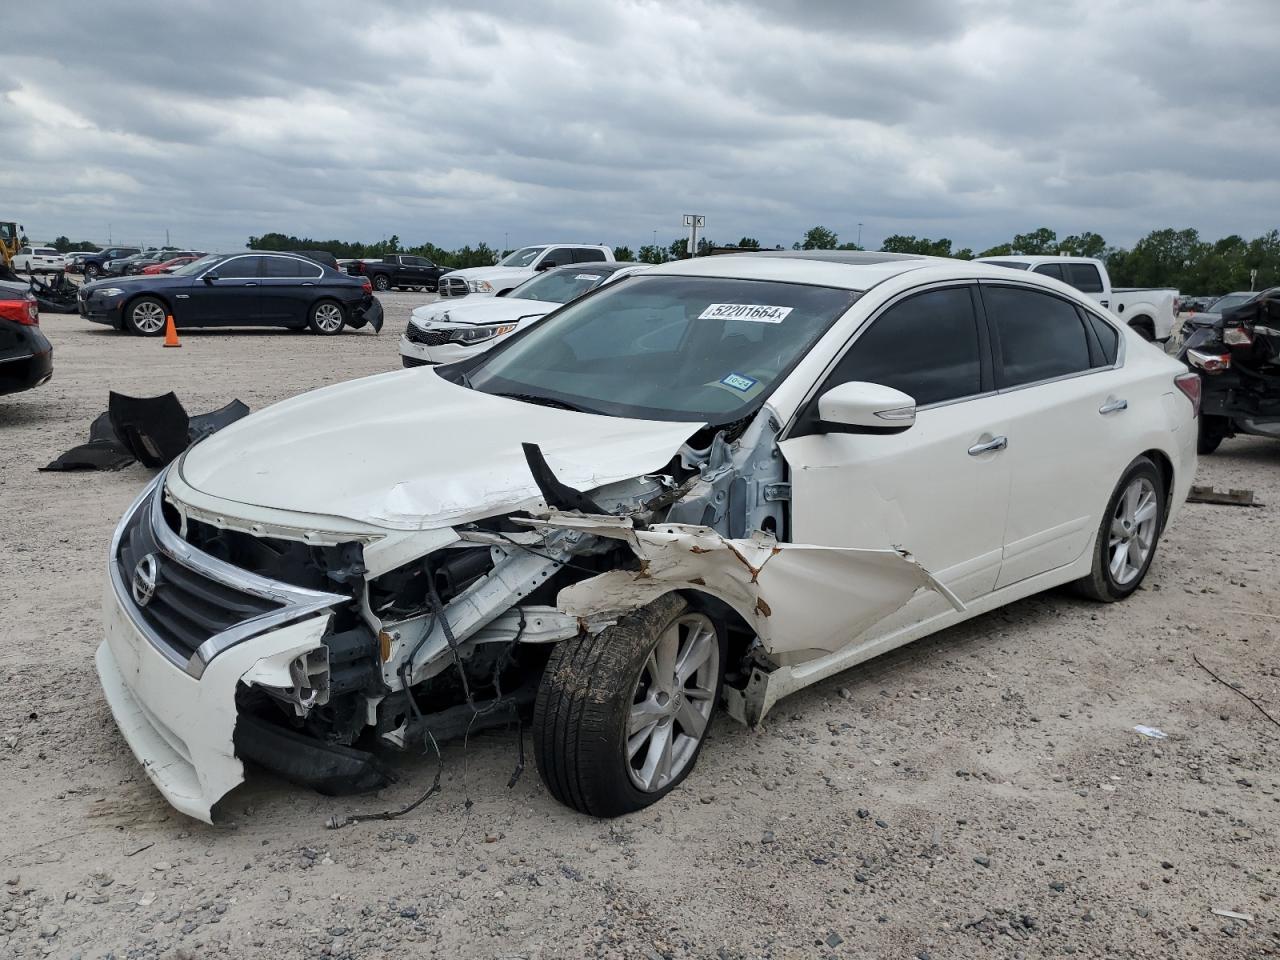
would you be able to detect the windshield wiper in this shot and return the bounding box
[495,392,598,414]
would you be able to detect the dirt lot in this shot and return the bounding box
[0,294,1277,960]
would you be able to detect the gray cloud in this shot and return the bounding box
[2,0,1278,254]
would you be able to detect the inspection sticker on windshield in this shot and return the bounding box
[699,303,793,323]
[574,274,597,280]
[720,372,759,392]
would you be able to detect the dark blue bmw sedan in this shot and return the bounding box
[78,252,384,336]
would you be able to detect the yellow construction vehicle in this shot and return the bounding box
[0,222,25,278]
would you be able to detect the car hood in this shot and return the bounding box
[81,275,179,293]
[440,266,531,283]
[409,297,553,328]
[176,369,704,531]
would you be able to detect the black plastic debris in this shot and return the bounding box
[41,392,249,472]
[39,411,135,471]
[27,272,79,314]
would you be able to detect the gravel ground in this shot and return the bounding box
[0,293,1277,960]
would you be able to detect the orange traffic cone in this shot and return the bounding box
[162,314,181,348]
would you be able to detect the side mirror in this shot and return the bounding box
[817,381,916,434]
[535,260,558,271]
[495,288,509,298]
[203,272,218,283]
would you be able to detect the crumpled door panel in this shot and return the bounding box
[521,515,962,657]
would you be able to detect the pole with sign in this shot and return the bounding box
[683,214,704,258]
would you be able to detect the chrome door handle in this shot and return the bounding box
[968,436,1008,456]
[1098,397,1128,415]
[243,282,258,287]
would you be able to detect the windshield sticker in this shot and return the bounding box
[698,303,793,323]
[720,372,759,392]
[574,274,598,281]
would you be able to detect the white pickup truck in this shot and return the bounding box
[438,244,614,299]
[975,255,1178,343]
[11,246,68,274]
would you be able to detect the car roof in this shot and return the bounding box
[644,252,1095,293]
[975,254,1101,264]
[547,262,635,275]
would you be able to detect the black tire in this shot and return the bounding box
[1073,456,1166,602]
[307,299,346,335]
[1130,318,1155,342]
[373,274,390,291]
[124,296,169,336]
[84,264,100,280]
[1197,415,1229,455]
[534,593,724,817]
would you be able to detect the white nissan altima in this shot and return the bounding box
[97,251,1198,823]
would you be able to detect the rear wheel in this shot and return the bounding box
[534,593,724,817]
[373,275,390,291]
[1129,317,1155,342]
[124,297,168,336]
[1197,415,1229,455]
[307,300,346,335]
[1074,456,1165,602]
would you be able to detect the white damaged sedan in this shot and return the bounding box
[97,251,1199,822]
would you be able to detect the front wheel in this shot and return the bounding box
[1074,456,1165,602]
[534,593,724,817]
[307,300,346,335]
[84,264,100,280]
[124,296,168,336]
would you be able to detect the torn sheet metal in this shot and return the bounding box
[523,515,962,657]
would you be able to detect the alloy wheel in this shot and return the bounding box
[131,301,166,334]
[626,613,719,793]
[1108,476,1158,585]
[313,303,343,333]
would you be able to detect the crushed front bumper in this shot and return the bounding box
[97,589,332,822]
[96,473,350,821]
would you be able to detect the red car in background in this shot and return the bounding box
[142,255,200,275]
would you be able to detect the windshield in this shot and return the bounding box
[469,275,859,423]
[1207,293,1252,314]
[170,254,224,277]
[508,269,611,304]
[497,246,546,268]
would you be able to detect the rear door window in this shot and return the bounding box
[263,257,309,278]
[572,248,608,263]
[1065,262,1104,293]
[1032,263,1064,281]
[982,285,1092,388]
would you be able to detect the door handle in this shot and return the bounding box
[1098,397,1128,415]
[243,282,258,287]
[968,435,1008,456]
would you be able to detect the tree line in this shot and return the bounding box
[244,224,1280,294]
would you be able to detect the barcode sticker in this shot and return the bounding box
[698,303,792,323]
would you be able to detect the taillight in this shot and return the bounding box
[1186,348,1231,373]
[1222,325,1254,346]
[1174,371,1201,417]
[361,277,373,294]
[0,297,39,326]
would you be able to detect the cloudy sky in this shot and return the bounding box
[3,0,1278,254]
